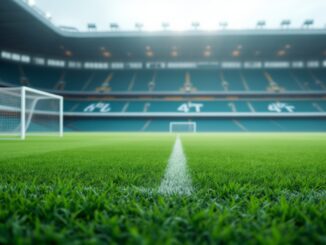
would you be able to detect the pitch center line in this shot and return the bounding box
[158,135,193,196]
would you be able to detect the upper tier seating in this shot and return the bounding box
[1,61,326,93]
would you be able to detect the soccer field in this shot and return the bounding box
[0,133,325,244]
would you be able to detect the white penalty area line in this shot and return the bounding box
[158,135,193,196]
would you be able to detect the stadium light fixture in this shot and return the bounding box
[145,46,153,57]
[256,20,266,29]
[281,20,291,28]
[203,50,211,57]
[102,51,111,58]
[45,12,52,20]
[27,0,36,6]
[171,50,178,57]
[191,22,200,30]
[204,45,212,57]
[302,19,314,28]
[135,22,144,31]
[219,22,228,30]
[162,22,170,31]
[277,50,286,57]
[64,50,72,57]
[232,50,241,57]
[110,23,119,31]
[146,50,154,57]
[87,23,97,32]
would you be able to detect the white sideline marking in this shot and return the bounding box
[158,135,193,195]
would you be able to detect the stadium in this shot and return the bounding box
[0,0,325,244]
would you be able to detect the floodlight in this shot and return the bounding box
[219,22,228,29]
[162,22,170,30]
[27,0,35,6]
[256,20,266,28]
[277,50,286,57]
[110,23,119,31]
[135,22,144,31]
[87,23,97,32]
[281,20,291,28]
[203,50,211,57]
[45,12,52,20]
[303,19,314,28]
[171,50,178,57]
[191,22,200,30]
[232,50,240,57]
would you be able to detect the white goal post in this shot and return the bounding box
[0,86,63,140]
[169,122,197,133]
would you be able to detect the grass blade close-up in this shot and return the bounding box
[0,133,325,244]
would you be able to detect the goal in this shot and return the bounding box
[0,86,63,140]
[169,122,197,133]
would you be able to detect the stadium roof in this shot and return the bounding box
[1,0,326,61]
[34,0,326,31]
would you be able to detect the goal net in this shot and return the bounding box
[169,122,197,133]
[0,86,63,140]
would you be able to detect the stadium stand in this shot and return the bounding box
[1,59,326,132]
[1,61,326,93]
[1,0,326,132]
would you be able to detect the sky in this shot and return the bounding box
[32,0,326,31]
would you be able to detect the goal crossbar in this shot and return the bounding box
[22,86,62,100]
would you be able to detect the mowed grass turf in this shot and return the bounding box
[0,133,325,244]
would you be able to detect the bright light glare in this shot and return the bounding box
[27,0,36,6]
[35,0,326,31]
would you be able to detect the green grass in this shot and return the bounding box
[0,133,325,244]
